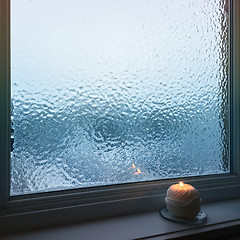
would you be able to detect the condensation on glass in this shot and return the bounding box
[10,0,230,195]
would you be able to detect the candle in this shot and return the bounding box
[165,182,201,219]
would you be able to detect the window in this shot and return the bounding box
[11,0,230,195]
[0,0,240,234]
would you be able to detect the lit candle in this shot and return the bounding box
[165,182,201,219]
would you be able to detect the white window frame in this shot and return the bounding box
[0,0,240,234]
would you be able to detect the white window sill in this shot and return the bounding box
[1,198,240,240]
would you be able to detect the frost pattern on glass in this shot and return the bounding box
[11,0,229,195]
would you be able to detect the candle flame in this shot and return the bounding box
[179,181,184,187]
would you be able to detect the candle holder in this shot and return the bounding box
[160,207,207,225]
[160,182,207,225]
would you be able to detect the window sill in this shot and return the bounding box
[1,198,240,240]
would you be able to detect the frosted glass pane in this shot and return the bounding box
[11,0,230,195]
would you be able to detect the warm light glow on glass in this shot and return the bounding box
[134,169,142,175]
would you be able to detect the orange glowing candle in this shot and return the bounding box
[165,182,201,219]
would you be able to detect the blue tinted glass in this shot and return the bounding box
[11,0,229,195]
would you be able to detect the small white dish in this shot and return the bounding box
[160,207,207,225]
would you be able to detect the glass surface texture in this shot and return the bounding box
[11,0,230,195]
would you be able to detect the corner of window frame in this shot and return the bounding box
[0,0,11,210]
[0,0,240,234]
